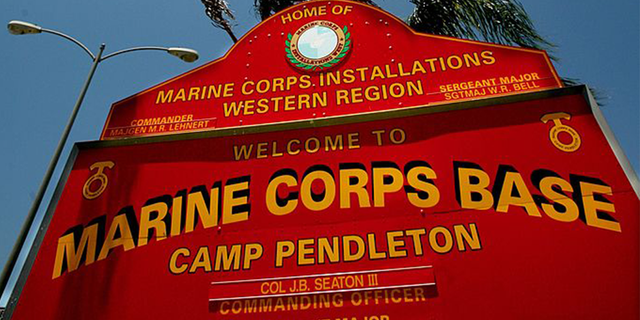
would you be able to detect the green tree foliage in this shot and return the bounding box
[406,0,553,52]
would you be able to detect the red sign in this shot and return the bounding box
[7,87,638,319]
[100,0,562,139]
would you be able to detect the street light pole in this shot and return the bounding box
[1,20,199,303]
[0,43,105,305]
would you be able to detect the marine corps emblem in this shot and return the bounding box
[541,112,582,153]
[286,20,351,72]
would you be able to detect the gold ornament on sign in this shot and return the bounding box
[82,161,115,200]
[541,112,582,153]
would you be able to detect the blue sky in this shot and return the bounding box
[1,0,638,306]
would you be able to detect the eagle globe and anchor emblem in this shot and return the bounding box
[286,20,351,71]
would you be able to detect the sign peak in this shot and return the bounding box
[101,0,562,140]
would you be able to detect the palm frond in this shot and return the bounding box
[255,0,297,20]
[562,77,606,105]
[407,0,553,54]
[201,0,238,42]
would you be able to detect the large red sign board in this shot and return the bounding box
[100,0,562,140]
[8,87,638,319]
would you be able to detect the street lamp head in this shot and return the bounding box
[7,20,42,35]
[167,47,199,63]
